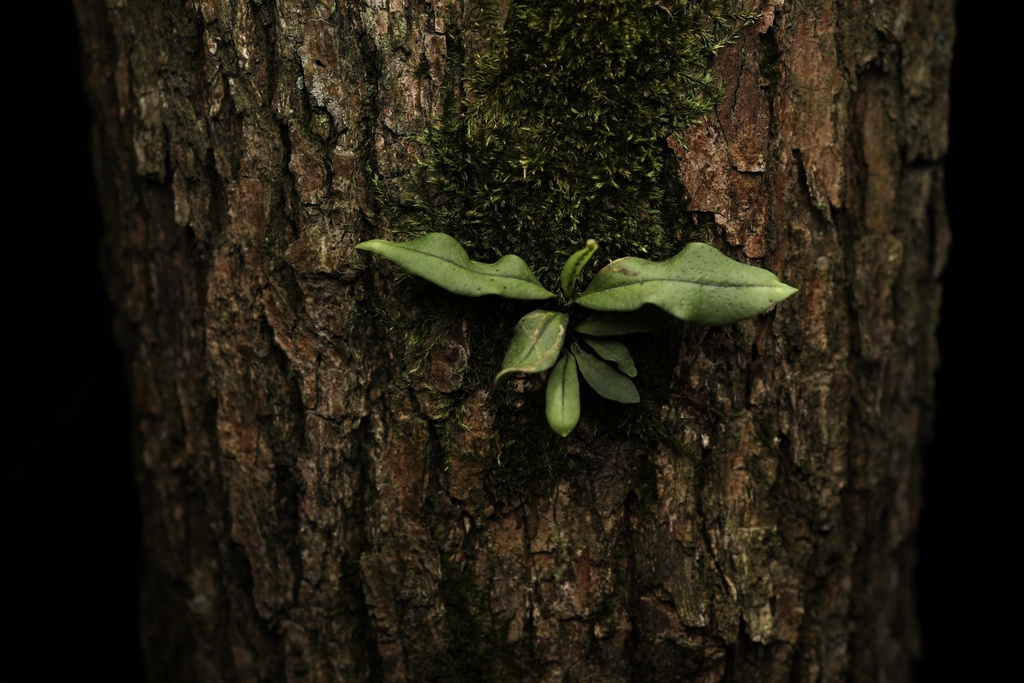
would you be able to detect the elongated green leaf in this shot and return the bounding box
[574,306,668,336]
[545,354,580,437]
[582,336,637,377]
[356,232,555,300]
[575,243,797,326]
[571,345,640,404]
[559,239,598,298]
[494,310,568,384]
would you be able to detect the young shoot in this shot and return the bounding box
[356,234,796,436]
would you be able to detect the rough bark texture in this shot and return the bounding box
[76,0,952,681]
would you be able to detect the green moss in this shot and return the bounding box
[413,560,531,683]
[383,0,751,492]
[484,382,576,503]
[397,0,751,282]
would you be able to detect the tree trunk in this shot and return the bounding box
[75,0,952,681]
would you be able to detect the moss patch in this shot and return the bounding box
[399,0,752,281]
[413,559,530,683]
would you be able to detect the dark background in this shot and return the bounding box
[38,3,1014,679]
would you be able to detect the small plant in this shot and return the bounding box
[357,233,796,436]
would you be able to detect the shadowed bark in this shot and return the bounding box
[75,0,952,680]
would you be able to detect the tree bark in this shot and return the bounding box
[75,0,952,681]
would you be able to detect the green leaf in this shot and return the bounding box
[559,239,598,298]
[582,336,637,377]
[356,232,555,300]
[545,353,580,437]
[574,306,668,336]
[571,344,640,404]
[575,243,797,326]
[494,310,569,385]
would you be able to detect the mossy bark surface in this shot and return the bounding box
[76,0,952,680]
